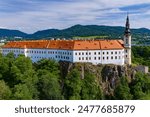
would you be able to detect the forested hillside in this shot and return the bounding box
[1,25,150,45]
[0,29,27,37]
[132,46,150,68]
[0,46,150,100]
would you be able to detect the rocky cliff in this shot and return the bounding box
[59,62,138,98]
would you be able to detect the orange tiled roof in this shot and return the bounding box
[2,40,124,50]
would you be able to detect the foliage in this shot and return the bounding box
[114,77,132,100]
[13,83,33,100]
[37,69,62,100]
[132,46,150,68]
[130,72,150,99]
[64,68,82,100]
[64,69,103,100]
[140,93,150,100]
[34,59,60,77]
[0,80,11,99]
[81,71,102,100]
[0,48,150,100]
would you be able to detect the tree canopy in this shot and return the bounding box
[0,46,150,100]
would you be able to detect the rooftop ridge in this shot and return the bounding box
[2,39,124,50]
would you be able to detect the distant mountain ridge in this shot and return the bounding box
[0,29,27,38]
[1,25,150,40]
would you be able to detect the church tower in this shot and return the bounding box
[124,15,131,65]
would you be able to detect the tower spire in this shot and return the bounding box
[125,14,130,35]
[124,14,132,65]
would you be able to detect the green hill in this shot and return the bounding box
[0,29,27,38]
[1,25,150,44]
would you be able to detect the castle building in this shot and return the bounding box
[2,16,131,65]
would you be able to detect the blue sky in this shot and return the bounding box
[0,0,150,33]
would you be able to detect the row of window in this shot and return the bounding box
[3,50,24,53]
[56,56,70,60]
[75,51,123,56]
[13,54,70,61]
[28,51,72,55]
[78,56,123,61]
[3,49,72,55]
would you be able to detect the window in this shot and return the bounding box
[82,52,84,55]
[107,57,109,60]
[126,39,128,44]
[98,57,100,60]
[126,55,128,58]
[115,56,117,59]
[115,51,117,54]
[119,56,121,59]
[94,57,96,60]
[103,57,105,60]
[94,52,96,55]
[86,52,88,55]
[75,53,77,55]
[79,53,81,55]
[89,57,91,60]
[107,52,109,54]
[82,57,84,60]
[111,56,113,59]
[98,52,100,55]
[103,52,105,55]
[89,52,91,55]
[86,57,88,60]
[119,51,121,54]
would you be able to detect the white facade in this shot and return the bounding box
[73,49,124,65]
[2,48,73,62]
[2,47,125,65]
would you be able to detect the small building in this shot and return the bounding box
[135,65,149,74]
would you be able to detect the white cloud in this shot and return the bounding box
[0,0,150,33]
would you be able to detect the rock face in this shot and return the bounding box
[59,61,136,97]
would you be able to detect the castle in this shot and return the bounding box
[2,16,131,65]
